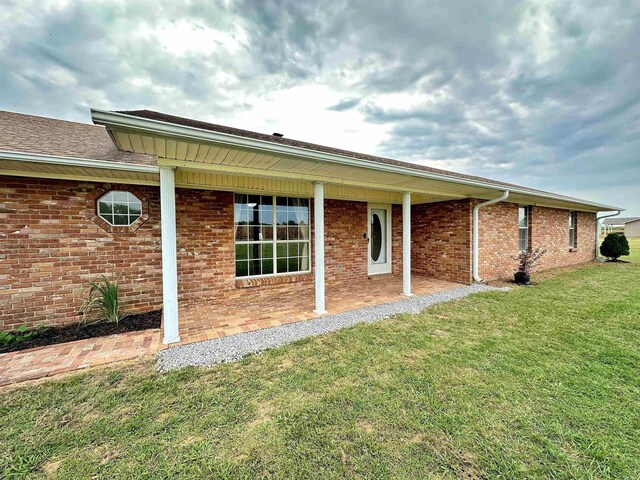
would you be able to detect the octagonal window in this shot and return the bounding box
[97,190,142,226]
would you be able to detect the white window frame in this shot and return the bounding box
[518,206,531,252]
[234,194,312,279]
[569,211,577,247]
[97,190,142,226]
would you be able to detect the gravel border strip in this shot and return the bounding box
[156,284,508,372]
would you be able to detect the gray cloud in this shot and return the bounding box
[0,0,639,213]
[327,98,361,111]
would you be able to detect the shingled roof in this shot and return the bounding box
[116,109,598,205]
[0,110,154,166]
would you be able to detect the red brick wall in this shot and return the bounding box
[175,189,235,304]
[0,176,164,331]
[323,200,402,281]
[0,177,385,330]
[411,199,473,284]
[324,199,369,282]
[0,174,598,330]
[476,201,520,280]
[477,202,597,280]
[531,207,596,271]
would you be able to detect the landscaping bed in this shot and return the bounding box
[0,310,161,354]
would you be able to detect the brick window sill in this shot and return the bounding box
[235,272,313,289]
[569,247,578,253]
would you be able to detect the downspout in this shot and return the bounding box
[472,191,510,283]
[595,210,621,260]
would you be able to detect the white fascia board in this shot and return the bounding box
[90,108,623,212]
[0,150,160,174]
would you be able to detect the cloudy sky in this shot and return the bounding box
[1,0,638,213]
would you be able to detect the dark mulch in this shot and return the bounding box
[0,311,161,354]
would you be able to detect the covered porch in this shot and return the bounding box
[175,274,460,345]
[156,176,452,345]
[90,108,512,345]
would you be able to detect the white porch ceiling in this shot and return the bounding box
[111,130,495,202]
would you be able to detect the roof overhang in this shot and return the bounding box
[0,150,160,186]
[89,108,623,212]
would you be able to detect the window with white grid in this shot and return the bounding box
[234,194,310,278]
[97,191,142,226]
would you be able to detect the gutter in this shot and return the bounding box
[90,109,622,212]
[0,150,160,173]
[473,191,510,283]
[595,210,622,259]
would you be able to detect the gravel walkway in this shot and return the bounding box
[156,284,508,372]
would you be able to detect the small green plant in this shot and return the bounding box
[81,275,124,324]
[0,331,12,346]
[600,232,630,261]
[0,325,40,346]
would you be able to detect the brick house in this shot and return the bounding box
[0,109,622,345]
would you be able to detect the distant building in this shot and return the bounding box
[624,218,640,238]
[602,217,640,234]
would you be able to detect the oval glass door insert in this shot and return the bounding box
[371,212,383,262]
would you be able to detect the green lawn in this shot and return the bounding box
[2,241,639,479]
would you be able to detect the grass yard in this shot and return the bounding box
[1,241,639,479]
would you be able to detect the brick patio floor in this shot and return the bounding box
[0,275,459,387]
[176,275,460,344]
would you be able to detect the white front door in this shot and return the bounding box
[368,204,392,275]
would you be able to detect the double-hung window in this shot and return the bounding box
[234,194,311,278]
[518,206,531,252]
[569,211,577,247]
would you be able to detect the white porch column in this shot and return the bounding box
[313,181,327,314]
[402,192,412,296]
[160,166,180,344]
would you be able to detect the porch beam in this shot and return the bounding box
[402,192,412,296]
[313,181,327,314]
[157,158,466,199]
[160,166,180,344]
